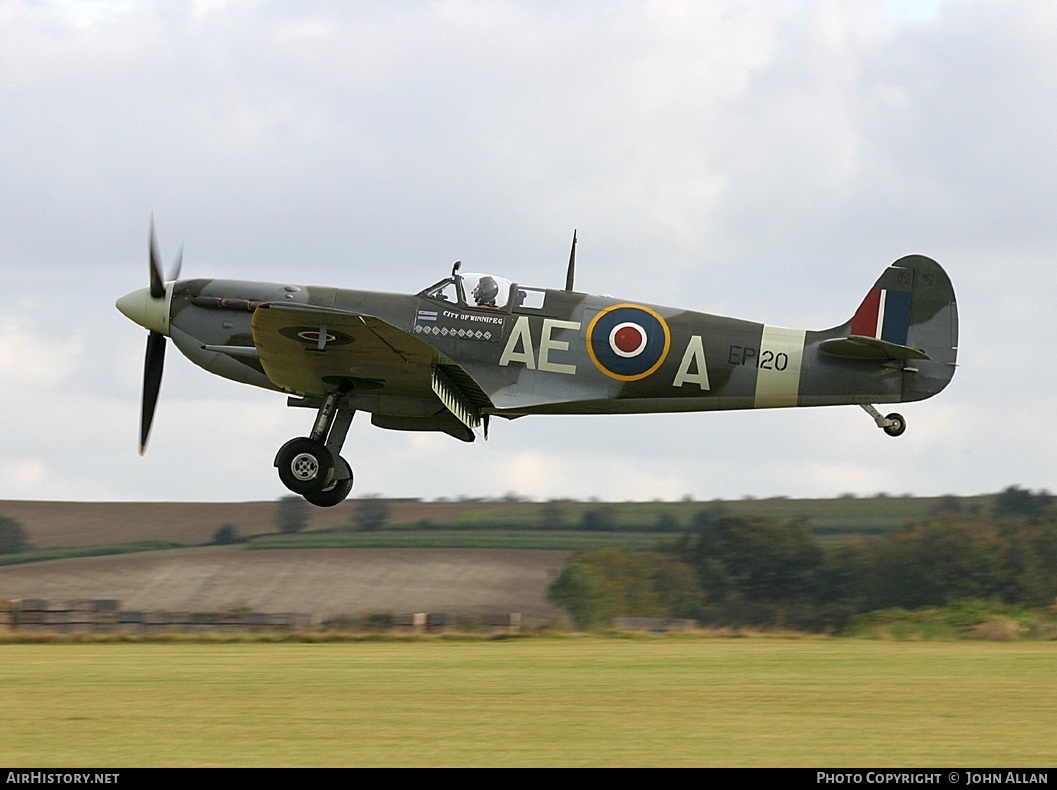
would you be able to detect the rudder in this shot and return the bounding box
[894,254,958,401]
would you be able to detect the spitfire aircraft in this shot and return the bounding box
[117,224,958,506]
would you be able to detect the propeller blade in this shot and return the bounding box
[149,216,165,299]
[170,244,183,282]
[140,330,166,455]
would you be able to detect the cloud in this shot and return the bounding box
[0,319,85,388]
[0,459,48,490]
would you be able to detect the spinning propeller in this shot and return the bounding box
[116,218,181,454]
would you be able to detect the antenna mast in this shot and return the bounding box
[564,230,577,291]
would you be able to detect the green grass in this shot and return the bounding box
[844,601,1057,641]
[248,494,995,551]
[390,495,994,535]
[2,638,1055,766]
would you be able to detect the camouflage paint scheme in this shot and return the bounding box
[118,253,957,503]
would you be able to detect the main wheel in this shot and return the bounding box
[304,474,354,507]
[275,437,334,494]
[883,413,906,437]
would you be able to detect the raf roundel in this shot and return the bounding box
[586,304,671,381]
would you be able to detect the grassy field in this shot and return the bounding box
[2,637,1055,767]
[239,494,997,551]
[393,496,982,534]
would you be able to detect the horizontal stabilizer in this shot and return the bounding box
[818,335,931,361]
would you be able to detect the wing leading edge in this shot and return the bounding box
[251,302,492,441]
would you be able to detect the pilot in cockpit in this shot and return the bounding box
[473,275,499,307]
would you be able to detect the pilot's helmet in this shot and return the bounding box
[474,276,499,305]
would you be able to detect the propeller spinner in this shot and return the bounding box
[115,218,180,454]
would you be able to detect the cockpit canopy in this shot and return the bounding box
[419,272,546,311]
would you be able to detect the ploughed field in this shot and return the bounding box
[0,547,569,623]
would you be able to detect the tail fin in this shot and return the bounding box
[820,255,958,400]
[851,272,914,346]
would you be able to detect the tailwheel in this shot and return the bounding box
[275,437,334,495]
[860,404,908,437]
[882,412,906,437]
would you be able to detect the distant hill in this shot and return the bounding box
[0,494,996,550]
[0,498,513,549]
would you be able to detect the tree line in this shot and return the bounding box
[548,486,1057,631]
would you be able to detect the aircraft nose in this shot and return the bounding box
[116,285,172,336]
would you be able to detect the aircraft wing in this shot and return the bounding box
[251,303,491,435]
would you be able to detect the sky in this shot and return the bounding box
[0,0,1054,504]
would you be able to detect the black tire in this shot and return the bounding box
[883,413,906,437]
[304,474,354,507]
[276,437,334,495]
